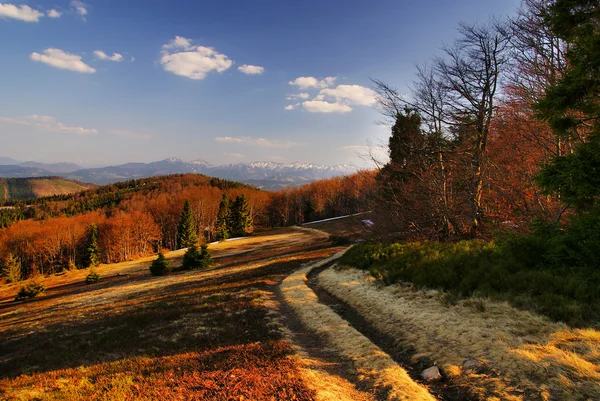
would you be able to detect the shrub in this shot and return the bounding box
[85,269,100,284]
[15,281,45,301]
[182,244,213,270]
[341,238,600,326]
[150,252,171,276]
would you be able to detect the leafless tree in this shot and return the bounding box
[435,21,509,236]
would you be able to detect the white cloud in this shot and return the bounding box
[214,136,298,148]
[286,93,309,100]
[0,3,44,22]
[163,36,192,50]
[238,64,264,75]
[110,129,151,140]
[160,36,232,80]
[70,0,87,16]
[317,84,377,106]
[284,104,300,111]
[0,115,98,135]
[30,48,96,73]
[288,76,336,89]
[294,84,376,114]
[47,9,61,18]
[302,100,352,113]
[94,50,124,62]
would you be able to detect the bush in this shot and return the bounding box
[150,252,171,276]
[85,269,100,284]
[15,281,45,301]
[182,244,213,270]
[341,238,600,326]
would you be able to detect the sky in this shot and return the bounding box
[0,0,521,168]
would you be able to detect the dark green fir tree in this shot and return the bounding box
[177,200,198,249]
[215,193,231,241]
[231,194,253,237]
[84,223,100,268]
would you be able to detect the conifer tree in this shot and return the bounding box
[231,194,253,237]
[215,193,231,241]
[182,244,213,270]
[84,224,100,268]
[177,200,198,248]
[535,0,600,214]
[150,252,171,276]
[1,253,21,283]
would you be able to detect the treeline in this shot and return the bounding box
[0,172,373,279]
[356,0,600,324]
[372,0,576,239]
[266,172,375,227]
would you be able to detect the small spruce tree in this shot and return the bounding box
[84,223,100,268]
[177,200,198,249]
[150,252,171,276]
[215,193,231,241]
[182,244,213,270]
[1,253,21,283]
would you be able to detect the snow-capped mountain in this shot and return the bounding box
[0,158,358,189]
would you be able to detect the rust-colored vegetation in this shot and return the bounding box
[0,229,333,401]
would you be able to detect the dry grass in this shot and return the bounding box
[319,267,600,400]
[0,228,332,401]
[30,179,92,198]
[280,250,436,401]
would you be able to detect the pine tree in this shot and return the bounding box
[1,253,21,283]
[535,0,600,213]
[84,224,100,268]
[215,193,231,241]
[177,200,198,248]
[230,194,253,237]
[182,244,213,270]
[150,252,171,276]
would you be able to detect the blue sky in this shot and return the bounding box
[0,0,520,167]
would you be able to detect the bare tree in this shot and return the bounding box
[435,21,509,236]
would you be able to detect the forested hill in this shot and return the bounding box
[0,177,94,201]
[0,174,255,217]
[0,172,373,276]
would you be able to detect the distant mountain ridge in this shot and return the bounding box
[0,158,357,189]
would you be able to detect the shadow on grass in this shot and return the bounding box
[0,252,330,380]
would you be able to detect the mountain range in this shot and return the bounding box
[0,158,357,189]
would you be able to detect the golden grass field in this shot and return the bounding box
[2,216,599,401]
[318,266,600,400]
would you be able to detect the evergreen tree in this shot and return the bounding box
[535,0,600,214]
[1,253,21,283]
[150,252,171,276]
[215,193,231,241]
[230,194,253,237]
[177,200,198,248]
[182,244,213,270]
[84,223,100,268]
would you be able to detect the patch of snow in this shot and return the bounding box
[362,219,374,227]
[302,212,370,225]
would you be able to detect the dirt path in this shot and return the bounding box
[0,226,458,401]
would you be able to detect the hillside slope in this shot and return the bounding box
[0,177,94,201]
